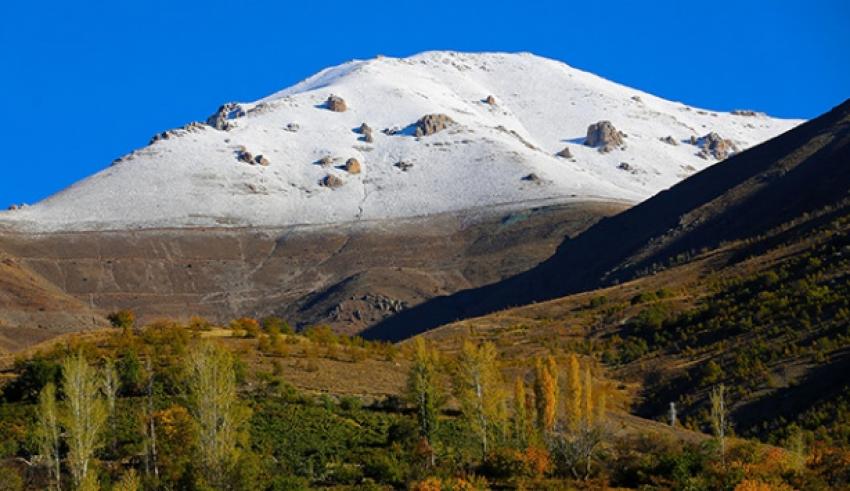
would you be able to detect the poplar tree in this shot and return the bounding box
[405,337,443,453]
[102,358,119,455]
[533,357,558,433]
[564,353,583,433]
[710,384,728,466]
[62,352,108,491]
[185,341,245,488]
[582,365,594,428]
[36,383,61,491]
[511,376,530,448]
[455,340,506,458]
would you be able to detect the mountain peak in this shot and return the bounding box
[0,51,801,232]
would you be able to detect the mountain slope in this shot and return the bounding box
[362,98,849,340]
[0,51,798,232]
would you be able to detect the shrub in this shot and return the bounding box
[108,309,136,330]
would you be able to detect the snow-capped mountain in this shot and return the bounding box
[0,51,802,232]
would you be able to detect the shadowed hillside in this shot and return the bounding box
[363,99,850,341]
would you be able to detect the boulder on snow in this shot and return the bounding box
[325,95,347,112]
[254,155,270,166]
[697,132,739,160]
[522,173,542,183]
[345,158,362,174]
[659,135,678,146]
[237,149,254,164]
[584,121,626,153]
[320,174,344,189]
[358,123,374,143]
[284,123,300,132]
[316,156,334,167]
[414,114,455,137]
[556,146,573,158]
[207,103,245,130]
[484,95,497,105]
[394,161,414,171]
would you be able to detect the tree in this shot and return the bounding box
[511,376,531,448]
[108,310,135,331]
[405,337,442,460]
[534,357,558,434]
[61,352,108,490]
[455,340,506,458]
[582,365,593,428]
[101,358,119,455]
[113,469,141,491]
[564,354,582,433]
[185,341,246,488]
[710,383,728,466]
[36,383,61,491]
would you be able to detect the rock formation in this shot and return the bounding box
[584,121,626,153]
[414,114,455,137]
[326,95,347,112]
[345,158,362,174]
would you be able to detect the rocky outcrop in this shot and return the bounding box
[556,146,573,158]
[149,122,207,145]
[320,174,344,188]
[207,103,245,130]
[325,95,347,112]
[732,109,763,117]
[359,123,374,143]
[414,114,455,137]
[345,158,362,174]
[659,136,678,146]
[697,132,739,160]
[584,121,626,153]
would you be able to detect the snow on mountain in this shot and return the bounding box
[0,51,802,232]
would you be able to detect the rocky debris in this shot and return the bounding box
[659,135,678,146]
[631,95,642,102]
[556,146,573,158]
[319,174,344,189]
[414,114,455,137]
[689,135,698,145]
[394,160,414,171]
[345,158,362,174]
[696,132,739,160]
[254,155,270,166]
[522,173,541,183]
[584,121,626,153]
[484,95,497,105]
[149,122,207,145]
[732,109,763,117]
[618,162,640,174]
[382,126,402,136]
[358,123,374,143]
[236,147,254,164]
[325,95,347,112]
[206,103,245,130]
[6,204,26,211]
[316,156,334,167]
[284,123,300,132]
[495,126,538,150]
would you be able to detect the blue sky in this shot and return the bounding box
[0,0,847,206]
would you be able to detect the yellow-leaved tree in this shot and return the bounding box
[62,352,108,491]
[455,340,507,458]
[564,353,583,433]
[534,356,558,434]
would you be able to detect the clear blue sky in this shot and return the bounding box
[1,0,847,206]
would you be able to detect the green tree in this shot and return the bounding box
[61,352,108,490]
[405,337,443,457]
[36,383,61,491]
[455,340,507,458]
[185,341,247,488]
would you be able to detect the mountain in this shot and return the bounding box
[0,51,801,348]
[0,51,797,232]
[363,98,849,340]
